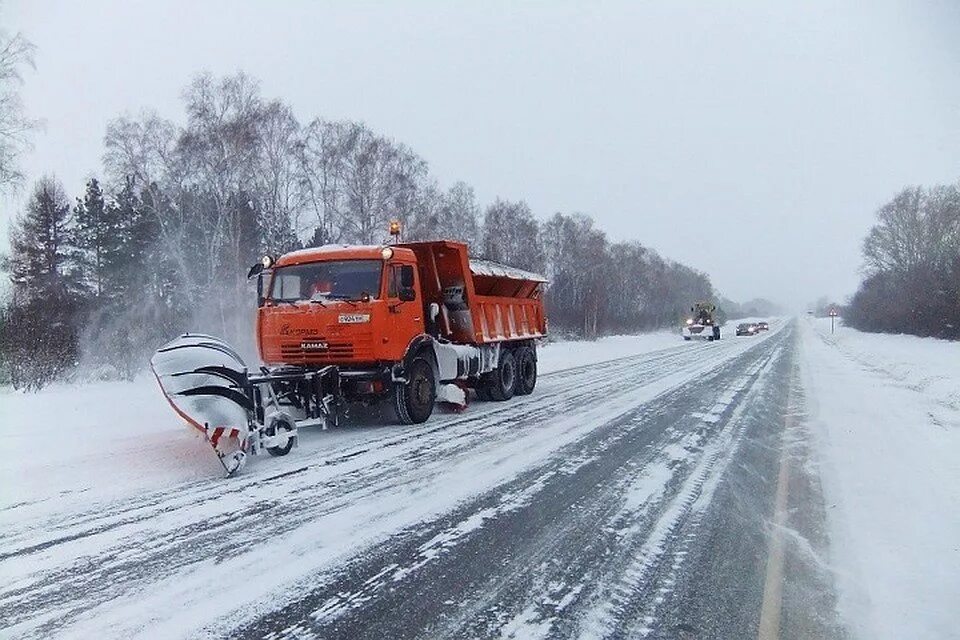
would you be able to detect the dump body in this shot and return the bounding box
[403,241,547,346]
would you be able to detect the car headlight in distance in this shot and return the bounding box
[686,318,694,325]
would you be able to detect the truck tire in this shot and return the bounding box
[474,385,492,401]
[515,346,537,396]
[394,356,435,424]
[265,415,295,457]
[487,349,516,401]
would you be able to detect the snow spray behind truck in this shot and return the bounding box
[151,234,548,474]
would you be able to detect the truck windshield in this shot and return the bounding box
[268,260,382,302]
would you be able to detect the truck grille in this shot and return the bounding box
[279,333,374,364]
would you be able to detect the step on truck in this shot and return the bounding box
[151,238,548,474]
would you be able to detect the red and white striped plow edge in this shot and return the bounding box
[207,426,247,451]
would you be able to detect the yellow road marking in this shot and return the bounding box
[758,390,793,640]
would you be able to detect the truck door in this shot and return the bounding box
[385,263,424,349]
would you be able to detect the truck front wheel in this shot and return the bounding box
[487,349,516,401]
[394,356,436,424]
[265,415,295,457]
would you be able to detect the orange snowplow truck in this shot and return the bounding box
[152,238,547,474]
[250,240,547,423]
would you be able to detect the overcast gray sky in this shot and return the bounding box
[2,0,959,308]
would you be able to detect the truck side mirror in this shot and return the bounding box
[247,262,264,279]
[256,273,265,307]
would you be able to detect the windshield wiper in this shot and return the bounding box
[326,293,359,307]
[343,291,374,307]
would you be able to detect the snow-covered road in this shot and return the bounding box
[2,321,848,639]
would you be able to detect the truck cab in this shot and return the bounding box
[256,245,424,367]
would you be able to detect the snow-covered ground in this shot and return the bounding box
[1,323,788,639]
[538,330,683,373]
[0,329,684,521]
[6,316,954,639]
[799,316,960,640]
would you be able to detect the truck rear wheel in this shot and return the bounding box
[394,356,436,424]
[515,346,537,395]
[487,349,516,401]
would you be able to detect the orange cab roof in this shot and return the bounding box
[275,244,417,267]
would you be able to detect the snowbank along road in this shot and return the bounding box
[1,320,846,639]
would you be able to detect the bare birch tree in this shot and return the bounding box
[0,25,37,190]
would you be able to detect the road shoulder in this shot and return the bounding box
[799,318,960,640]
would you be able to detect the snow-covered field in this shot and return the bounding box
[799,317,960,640]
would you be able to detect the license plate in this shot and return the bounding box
[338,313,371,324]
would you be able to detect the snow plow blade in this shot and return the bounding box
[683,324,718,341]
[150,334,252,475]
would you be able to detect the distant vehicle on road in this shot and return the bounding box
[756,321,769,331]
[736,323,758,336]
[682,302,721,341]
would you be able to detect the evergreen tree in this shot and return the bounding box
[0,177,84,388]
[4,177,82,300]
[73,178,122,298]
[78,178,188,380]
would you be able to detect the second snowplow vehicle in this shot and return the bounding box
[682,302,721,341]
[151,238,548,474]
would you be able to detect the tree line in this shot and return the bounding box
[845,180,960,339]
[1,71,718,389]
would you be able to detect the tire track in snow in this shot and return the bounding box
[576,347,782,640]
[1,347,707,638]
[0,344,698,555]
[224,331,791,640]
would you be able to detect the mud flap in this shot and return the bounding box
[150,334,253,476]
